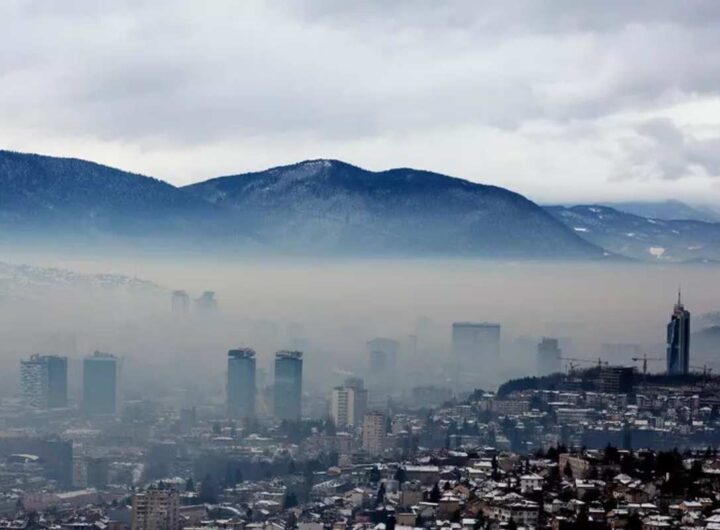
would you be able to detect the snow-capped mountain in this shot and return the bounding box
[184,159,606,258]
[0,261,158,296]
[546,204,720,262]
[600,200,720,223]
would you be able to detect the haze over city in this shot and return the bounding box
[2,4,720,530]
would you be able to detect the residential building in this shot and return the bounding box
[132,489,179,530]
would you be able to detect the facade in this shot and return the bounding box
[132,489,180,530]
[227,348,256,419]
[537,337,562,375]
[20,354,68,409]
[274,350,303,421]
[362,410,386,456]
[666,292,690,375]
[83,352,119,414]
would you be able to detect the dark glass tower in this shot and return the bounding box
[274,350,303,421]
[666,291,690,375]
[83,352,119,414]
[227,348,256,419]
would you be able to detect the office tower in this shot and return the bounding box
[362,411,386,456]
[274,350,303,421]
[83,351,119,414]
[41,438,73,487]
[667,291,690,375]
[132,489,179,530]
[537,337,562,375]
[367,338,399,393]
[194,291,217,314]
[452,322,501,360]
[20,354,68,409]
[171,290,190,314]
[452,322,501,388]
[227,348,256,419]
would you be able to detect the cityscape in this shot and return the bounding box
[1,289,719,530]
[4,3,720,530]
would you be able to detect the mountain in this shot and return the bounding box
[0,149,217,244]
[183,159,607,258]
[0,261,158,296]
[546,204,720,262]
[601,200,720,223]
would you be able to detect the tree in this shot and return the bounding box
[563,461,573,478]
[284,492,298,509]
[198,474,219,504]
[394,466,406,485]
[185,476,195,492]
[376,482,386,506]
[429,481,441,502]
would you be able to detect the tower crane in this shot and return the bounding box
[631,354,664,384]
[559,356,608,374]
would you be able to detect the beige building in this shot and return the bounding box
[132,489,179,530]
[362,411,386,456]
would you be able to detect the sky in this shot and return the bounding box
[3,1,720,204]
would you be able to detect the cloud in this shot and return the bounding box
[625,118,720,180]
[2,1,720,203]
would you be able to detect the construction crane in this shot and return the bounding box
[631,354,664,384]
[559,356,608,374]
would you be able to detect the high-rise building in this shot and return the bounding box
[667,291,690,375]
[194,291,217,314]
[132,489,179,530]
[40,438,73,487]
[331,387,351,428]
[227,348,256,419]
[330,378,367,428]
[367,338,399,393]
[83,352,119,414]
[345,377,368,426]
[452,322,501,360]
[171,290,190,314]
[452,322,501,387]
[537,337,562,375]
[274,350,303,421]
[20,354,68,409]
[362,411,386,456]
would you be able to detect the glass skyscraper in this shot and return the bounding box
[666,291,690,376]
[227,348,256,419]
[83,352,119,414]
[274,350,303,421]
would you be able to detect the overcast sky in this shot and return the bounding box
[3,1,720,204]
